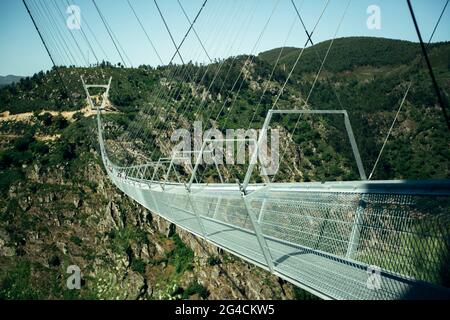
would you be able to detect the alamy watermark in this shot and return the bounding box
[367,5,381,30]
[66,5,81,30]
[170,122,280,176]
[66,265,81,290]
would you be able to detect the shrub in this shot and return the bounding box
[53,115,69,130]
[0,169,24,194]
[10,150,33,165]
[182,281,209,299]
[50,142,76,164]
[130,258,146,275]
[0,152,13,169]
[0,260,41,299]
[38,112,53,126]
[69,236,82,246]
[293,286,319,300]
[207,256,221,266]
[167,234,194,274]
[73,112,84,121]
[13,134,35,152]
[30,141,49,155]
[48,255,61,267]
[108,226,148,254]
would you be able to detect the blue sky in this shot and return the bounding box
[0,0,449,76]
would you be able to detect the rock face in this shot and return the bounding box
[0,230,15,257]
[0,151,301,300]
[150,214,296,300]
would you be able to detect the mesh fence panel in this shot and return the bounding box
[111,171,450,300]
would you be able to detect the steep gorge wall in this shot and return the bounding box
[0,148,301,300]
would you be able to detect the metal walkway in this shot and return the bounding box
[112,177,450,300]
[21,0,450,300]
[85,78,450,300]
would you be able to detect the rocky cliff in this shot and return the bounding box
[0,127,310,299]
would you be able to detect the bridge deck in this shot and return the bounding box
[112,175,450,300]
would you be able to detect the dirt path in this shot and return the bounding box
[0,106,99,123]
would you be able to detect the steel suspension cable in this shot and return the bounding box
[31,0,71,66]
[271,0,330,112]
[369,0,450,180]
[245,0,307,132]
[92,0,128,67]
[50,0,88,66]
[23,0,72,102]
[166,0,251,123]
[125,0,222,145]
[47,1,87,65]
[271,0,350,183]
[221,8,304,185]
[195,0,281,184]
[61,0,109,65]
[47,0,134,164]
[154,0,185,65]
[126,0,164,66]
[177,0,212,63]
[192,0,260,125]
[137,0,240,163]
[125,0,226,163]
[368,84,412,180]
[161,0,245,123]
[291,0,346,111]
[42,0,130,163]
[168,0,209,64]
[128,0,222,143]
[235,11,302,164]
[407,0,450,131]
[62,0,101,65]
[215,0,282,128]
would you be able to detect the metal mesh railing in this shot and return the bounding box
[109,166,450,299]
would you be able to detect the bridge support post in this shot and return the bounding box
[212,197,222,220]
[80,76,112,165]
[151,159,163,184]
[140,166,148,180]
[243,109,368,188]
[257,198,267,223]
[346,195,366,259]
[243,196,274,272]
[149,188,161,214]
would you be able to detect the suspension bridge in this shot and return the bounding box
[24,0,450,300]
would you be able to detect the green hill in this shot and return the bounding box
[259,36,450,74]
[0,37,449,181]
[0,75,24,88]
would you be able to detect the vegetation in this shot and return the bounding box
[182,280,210,299]
[1,37,448,182]
[293,286,320,300]
[0,36,449,300]
[130,258,146,275]
[0,260,41,299]
[0,258,81,300]
[207,255,221,266]
[166,234,194,274]
[108,226,148,255]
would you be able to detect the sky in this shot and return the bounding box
[0,0,449,76]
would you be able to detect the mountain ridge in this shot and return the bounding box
[0,75,24,88]
[259,36,450,74]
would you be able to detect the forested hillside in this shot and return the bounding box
[0,36,449,299]
[2,37,448,181]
